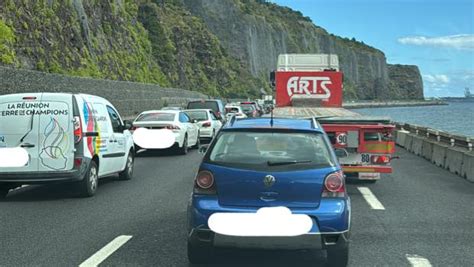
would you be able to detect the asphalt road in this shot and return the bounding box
[1,147,473,266]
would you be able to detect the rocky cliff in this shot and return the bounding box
[0,0,423,100]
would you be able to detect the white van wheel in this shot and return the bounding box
[119,152,134,180]
[78,161,98,197]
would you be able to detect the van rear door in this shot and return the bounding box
[37,93,74,171]
[0,93,42,172]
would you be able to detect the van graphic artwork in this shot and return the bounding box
[39,117,69,170]
[83,102,102,156]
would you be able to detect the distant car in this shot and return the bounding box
[0,93,135,198]
[186,100,226,121]
[240,103,258,118]
[161,107,183,111]
[241,101,263,116]
[187,117,350,266]
[225,106,247,119]
[184,109,222,140]
[132,110,200,154]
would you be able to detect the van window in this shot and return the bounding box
[107,106,122,133]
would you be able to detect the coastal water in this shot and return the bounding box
[355,101,474,137]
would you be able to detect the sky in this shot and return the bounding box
[271,0,474,97]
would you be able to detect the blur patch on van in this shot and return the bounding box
[133,128,175,149]
[0,147,29,167]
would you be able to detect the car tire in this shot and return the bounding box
[187,240,214,264]
[326,246,349,267]
[0,186,9,200]
[78,160,99,197]
[118,151,134,180]
[193,132,200,149]
[179,135,188,155]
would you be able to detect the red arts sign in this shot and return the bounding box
[275,71,343,107]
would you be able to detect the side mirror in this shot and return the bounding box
[123,120,133,131]
[334,148,349,158]
[199,144,209,154]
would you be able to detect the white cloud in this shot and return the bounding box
[423,74,450,84]
[398,34,474,50]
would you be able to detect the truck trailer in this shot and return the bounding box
[271,54,395,182]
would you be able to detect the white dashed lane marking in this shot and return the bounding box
[79,235,132,267]
[406,254,432,267]
[357,187,385,210]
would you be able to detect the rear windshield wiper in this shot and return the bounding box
[18,109,35,145]
[267,160,312,166]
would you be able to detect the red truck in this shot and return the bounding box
[271,54,395,182]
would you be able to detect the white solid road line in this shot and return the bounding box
[79,235,132,267]
[406,254,433,267]
[357,187,385,210]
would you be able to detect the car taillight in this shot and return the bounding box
[371,155,390,164]
[322,171,345,198]
[74,158,83,168]
[202,121,211,127]
[194,170,216,194]
[166,125,180,130]
[73,116,82,144]
[130,126,137,131]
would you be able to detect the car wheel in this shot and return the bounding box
[180,135,188,155]
[118,151,134,180]
[187,240,214,264]
[0,186,9,200]
[326,246,349,267]
[78,160,98,197]
[193,132,200,149]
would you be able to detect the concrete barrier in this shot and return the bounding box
[445,147,465,175]
[461,152,474,182]
[411,135,424,156]
[404,134,414,152]
[431,143,448,168]
[396,130,408,147]
[421,139,435,160]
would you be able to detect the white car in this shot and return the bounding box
[225,106,248,120]
[184,109,222,140]
[0,93,135,198]
[132,110,200,154]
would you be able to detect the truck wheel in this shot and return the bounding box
[187,240,214,264]
[118,152,134,180]
[179,135,188,155]
[326,246,349,267]
[78,161,98,197]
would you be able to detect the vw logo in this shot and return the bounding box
[263,175,276,187]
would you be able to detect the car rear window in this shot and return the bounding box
[226,107,240,113]
[187,101,219,112]
[136,113,175,122]
[185,111,208,121]
[241,105,255,112]
[207,131,336,171]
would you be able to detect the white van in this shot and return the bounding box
[0,93,135,198]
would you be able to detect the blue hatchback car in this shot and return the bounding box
[187,117,351,266]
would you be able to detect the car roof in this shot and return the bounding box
[140,110,180,114]
[184,109,212,113]
[223,117,322,132]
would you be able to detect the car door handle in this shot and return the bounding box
[20,143,35,148]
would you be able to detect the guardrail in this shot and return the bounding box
[394,123,473,182]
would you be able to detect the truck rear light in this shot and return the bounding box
[73,116,82,144]
[322,171,345,198]
[371,155,390,164]
[194,170,216,195]
[202,121,211,127]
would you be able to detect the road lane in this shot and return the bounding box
[1,147,473,266]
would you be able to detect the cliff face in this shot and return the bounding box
[0,0,423,100]
[183,0,423,100]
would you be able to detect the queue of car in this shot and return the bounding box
[0,93,350,266]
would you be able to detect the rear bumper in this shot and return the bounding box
[0,158,90,184]
[187,195,351,250]
[199,128,214,138]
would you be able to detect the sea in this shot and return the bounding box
[354,101,474,137]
